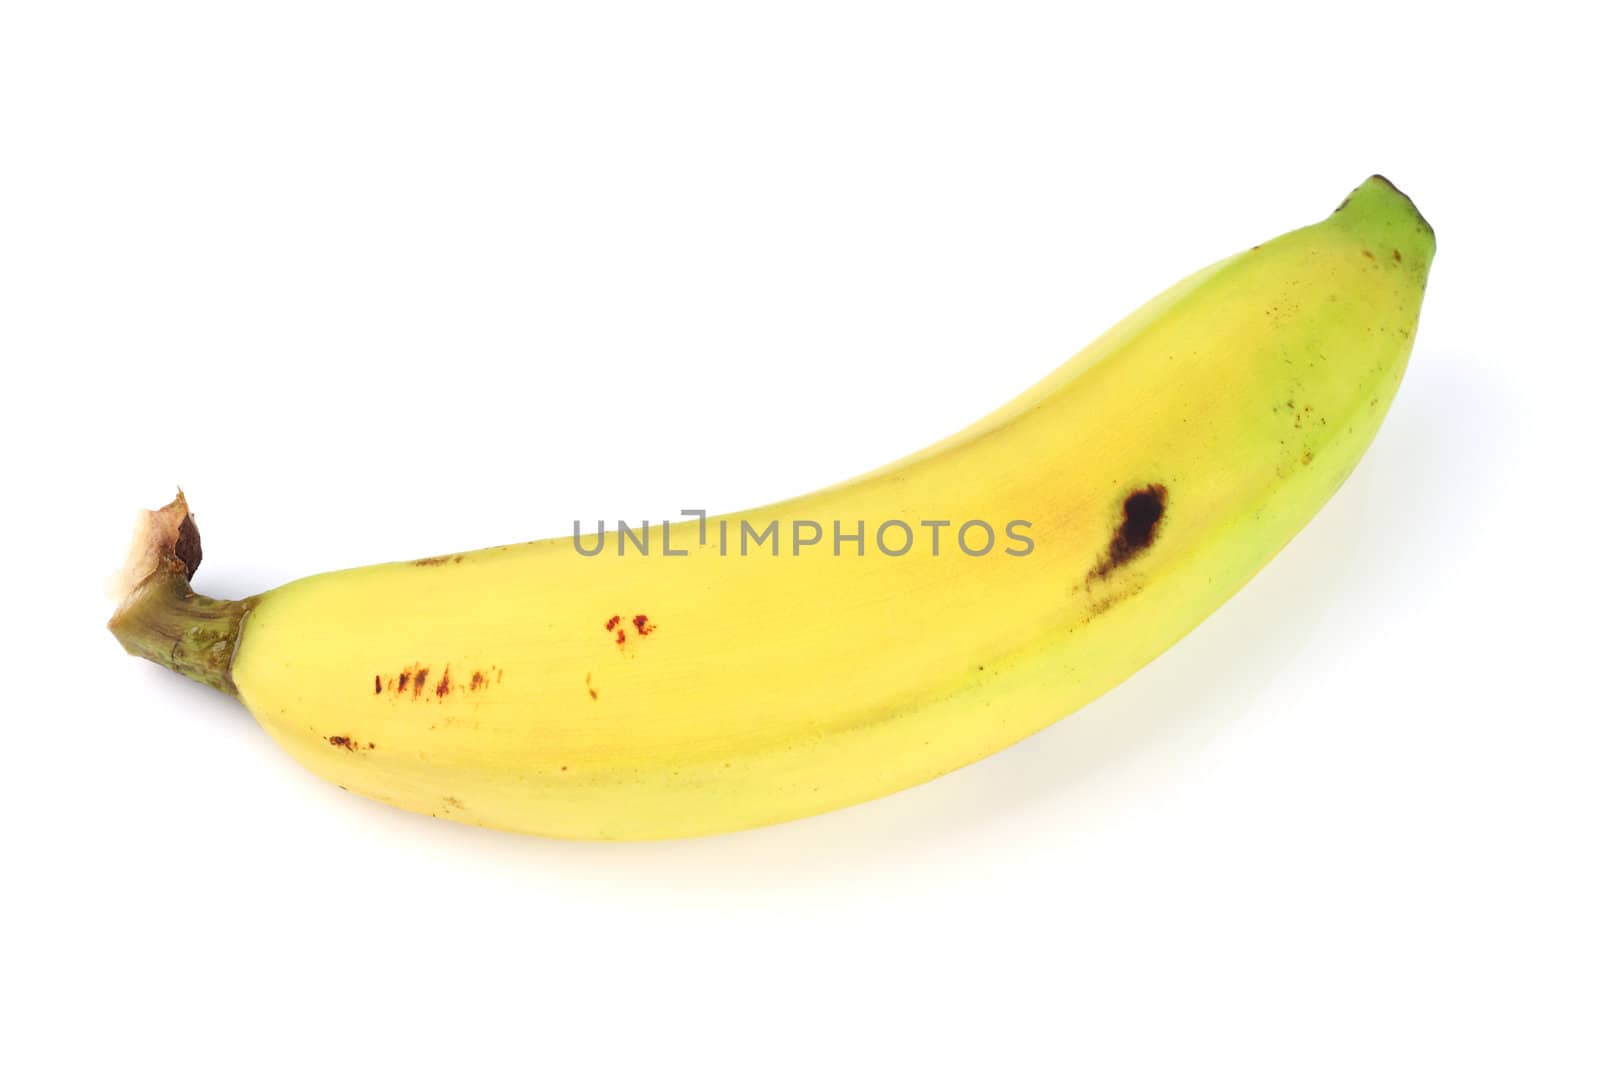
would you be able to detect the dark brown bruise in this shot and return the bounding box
[1089,485,1168,582]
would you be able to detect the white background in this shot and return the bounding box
[3,2,1596,1063]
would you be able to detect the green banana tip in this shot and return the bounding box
[1328,174,1435,269]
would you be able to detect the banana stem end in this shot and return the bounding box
[108,492,254,696]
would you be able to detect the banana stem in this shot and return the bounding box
[107,492,255,696]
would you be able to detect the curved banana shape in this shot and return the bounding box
[111,176,1433,839]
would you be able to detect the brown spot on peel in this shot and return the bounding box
[1082,582,1144,624]
[633,614,655,635]
[374,675,382,695]
[328,736,354,749]
[470,671,485,691]
[413,668,429,698]
[435,667,452,698]
[1090,485,1168,582]
[586,673,598,700]
[397,672,411,693]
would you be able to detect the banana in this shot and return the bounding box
[110,176,1434,840]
